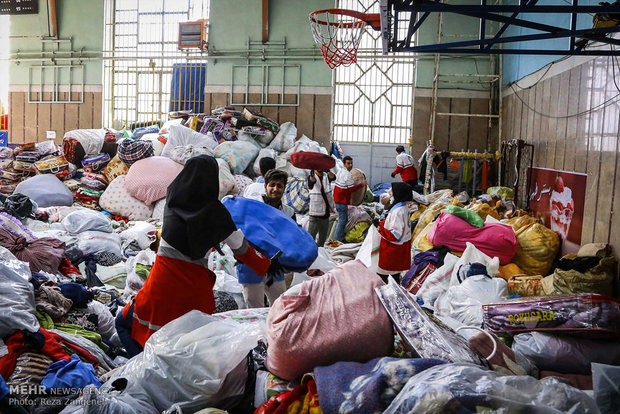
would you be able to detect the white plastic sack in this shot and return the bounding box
[88,262,127,289]
[449,242,500,288]
[87,299,117,342]
[63,128,107,155]
[159,118,183,134]
[170,145,213,165]
[216,158,238,200]
[512,332,620,375]
[62,209,112,234]
[252,148,277,176]
[436,275,509,326]
[162,124,218,159]
[267,122,296,152]
[213,270,245,309]
[99,311,264,412]
[123,249,156,300]
[77,231,122,258]
[0,248,39,338]
[120,221,157,251]
[214,141,260,175]
[415,253,458,307]
[291,247,336,286]
[208,244,237,278]
[354,225,381,273]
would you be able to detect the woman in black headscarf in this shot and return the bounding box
[116,155,274,357]
[372,182,413,283]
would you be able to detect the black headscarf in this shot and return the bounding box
[259,157,276,176]
[162,155,237,260]
[392,182,413,204]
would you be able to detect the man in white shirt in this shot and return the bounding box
[243,157,276,199]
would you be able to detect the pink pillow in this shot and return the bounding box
[124,156,184,205]
[265,260,394,380]
[428,212,518,265]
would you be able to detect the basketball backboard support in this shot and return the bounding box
[379,0,620,55]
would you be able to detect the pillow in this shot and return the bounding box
[124,156,184,205]
[99,176,153,220]
[161,124,218,158]
[15,175,73,207]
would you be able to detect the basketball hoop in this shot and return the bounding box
[309,9,381,69]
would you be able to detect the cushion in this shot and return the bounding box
[103,155,129,183]
[265,260,394,380]
[124,156,184,205]
[15,175,73,207]
[117,139,155,167]
[232,175,253,196]
[161,124,218,159]
[214,141,260,175]
[99,176,154,220]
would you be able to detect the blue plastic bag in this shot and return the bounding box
[222,197,317,271]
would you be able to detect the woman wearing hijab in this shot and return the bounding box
[115,155,276,357]
[372,182,413,284]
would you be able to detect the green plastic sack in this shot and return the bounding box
[443,205,484,227]
[487,186,515,200]
[363,186,375,204]
[345,221,370,243]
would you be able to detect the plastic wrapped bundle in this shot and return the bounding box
[384,363,599,414]
[483,293,620,338]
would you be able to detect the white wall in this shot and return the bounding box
[340,143,410,188]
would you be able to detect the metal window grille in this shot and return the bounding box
[103,0,209,130]
[332,0,417,144]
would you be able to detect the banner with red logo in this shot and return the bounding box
[528,167,587,255]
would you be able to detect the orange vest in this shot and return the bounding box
[127,255,216,346]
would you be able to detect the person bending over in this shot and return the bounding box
[115,155,278,357]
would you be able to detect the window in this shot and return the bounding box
[332,0,416,144]
[103,0,209,129]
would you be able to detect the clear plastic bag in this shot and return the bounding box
[384,363,600,414]
[93,311,264,413]
[375,277,483,365]
[592,363,620,414]
[0,249,39,338]
[62,209,112,234]
[512,332,620,375]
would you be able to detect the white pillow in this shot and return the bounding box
[99,176,154,220]
[162,124,218,158]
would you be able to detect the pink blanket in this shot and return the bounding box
[265,260,394,381]
[428,213,517,265]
